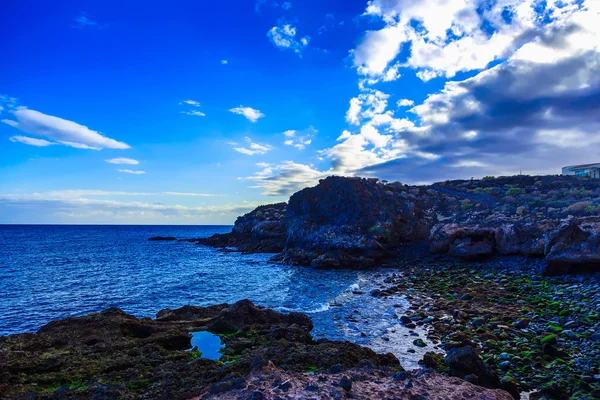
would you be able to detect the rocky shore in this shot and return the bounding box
[0,301,513,399]
[195,175,600,274]
[4,174,600,399]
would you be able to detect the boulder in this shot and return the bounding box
[544,217,600,275]
[445,346,519,399]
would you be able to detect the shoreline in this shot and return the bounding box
[2,255,598,398]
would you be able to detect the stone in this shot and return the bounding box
[339,376,352,392]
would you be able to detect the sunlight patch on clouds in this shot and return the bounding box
[355,0,586,82]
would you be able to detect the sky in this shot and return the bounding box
[1,0,599,224]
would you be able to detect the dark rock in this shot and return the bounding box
[339,376,352,391]
[445,346,518,398]
[148,236,177,241]
[544,217,600,275]
[513,319,529,329]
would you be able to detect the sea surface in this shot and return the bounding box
[0,225,431,369]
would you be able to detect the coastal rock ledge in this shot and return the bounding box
[0,301,512,399]
[193,175,600,274]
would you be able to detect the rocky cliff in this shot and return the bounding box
[194,175,600,274]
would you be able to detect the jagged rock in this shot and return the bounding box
[191,365,514,400]
[194,175,600,274]
[544,217,600,275]
[196,203,287,253]
[0,300,400,399]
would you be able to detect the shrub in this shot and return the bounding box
[568,201,593,213]
[461,201,474,210]
[505,187,526,196]
[482,176,495,181]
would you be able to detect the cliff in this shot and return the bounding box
[196,175,600,274]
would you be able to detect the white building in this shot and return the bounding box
[562,163,600,178]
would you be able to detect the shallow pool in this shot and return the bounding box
[189,331,223,360]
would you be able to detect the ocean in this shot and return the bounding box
[0,225,428,369]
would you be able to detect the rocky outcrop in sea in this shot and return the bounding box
[195,175,600,274]
[0,300,513,399]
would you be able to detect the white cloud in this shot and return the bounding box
[221,59,228,64]
[72,13,103,29]
[267,23,310,53]
[2,107,130,150]
[244,161,326,196]
[181,100,201,106]
[118,169,146,175]
[282,126,316,150]
[105,157,139,165]
[9,135,54,147]
[229,106,265,122]
[181,110,206,117]
[0,193,262,224]
[345,90,390,125]
[397,99,414,107]
[40,190,216,198]
[354,0,586,83]
[230,137,273,155]
[282,2,292,10]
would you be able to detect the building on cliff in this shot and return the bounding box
[562,163,600,178]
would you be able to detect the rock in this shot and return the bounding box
[513,319,529,329]
[339,376,352,391]
[329,364,342,373]
[0,300,400,399]
[148,236,177,241]
[499,361,510,369]
[202,366,514,399]
[393,371,411,381]
[544,217,600,275]
[413,339,427,347]
[197,203,287,253]
[445,346,518,398]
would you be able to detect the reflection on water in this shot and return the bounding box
[189,331,223,360]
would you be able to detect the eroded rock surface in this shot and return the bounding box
[0,300,398,399]
[190,174,600,274]
[191,362,513,400]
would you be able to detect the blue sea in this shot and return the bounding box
[0,225,429,369]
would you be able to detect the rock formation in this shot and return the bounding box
[191,174,600,274]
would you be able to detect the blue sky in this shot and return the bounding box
[1,0,599,224]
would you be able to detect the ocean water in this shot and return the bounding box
[0,225,430,369]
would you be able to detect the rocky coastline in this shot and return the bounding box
[195,175,600,274]
[0,301,513,399]
[3,174,600,399]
